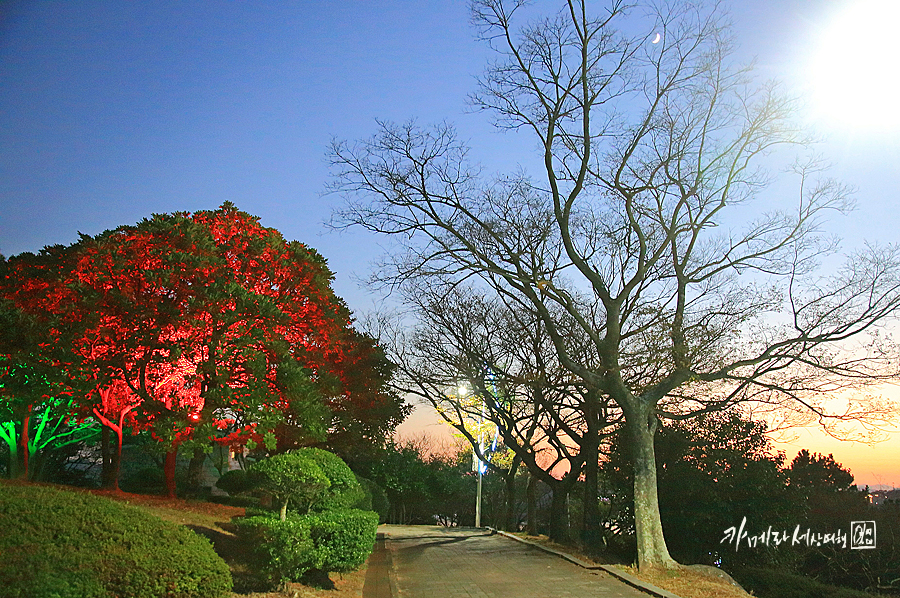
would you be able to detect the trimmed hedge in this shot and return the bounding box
[308,508,379,573]
[235,508,378,583]
[0,482,232,598]
[235,514,316,583]
[250,450,330,518]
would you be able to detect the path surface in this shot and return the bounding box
[364,525,652,598]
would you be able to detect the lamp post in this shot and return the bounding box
[475,455,483,528]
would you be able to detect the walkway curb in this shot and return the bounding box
[364,530,400,598]
[486,527,683,598]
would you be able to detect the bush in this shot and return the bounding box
[234,508,378,584]
[120,465,166,494]
[308,508,379,573]
[249,448,364,518]
[214,468,260,495]
[731,567,885,598]
[302,448,364,511]
[250,450,330,518]
[354,474,390,522]
[0,482,232,598]
[234,514,317,583]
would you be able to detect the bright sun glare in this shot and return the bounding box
[809,0,900,131]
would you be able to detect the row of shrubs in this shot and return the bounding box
[0,448,380,597]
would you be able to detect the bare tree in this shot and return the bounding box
[367,288,613,539]
[331,0,900,568]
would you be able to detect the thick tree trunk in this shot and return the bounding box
[582,405,601,548]
[97,405,135,492]
[112,427,123,491]
[2,426,20,479]
[548,483,569,543]
[526,473,538,536]
[164,448,178,498]
[503,465,518,531]
[100,426,123,490]
[100,426,113,487]
[627,414,677,569]
[185,448,207,494]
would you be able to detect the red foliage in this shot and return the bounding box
[2,203,405,493]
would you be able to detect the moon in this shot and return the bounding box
[651,32,661,44]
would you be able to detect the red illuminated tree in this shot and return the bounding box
[3,204,406,495]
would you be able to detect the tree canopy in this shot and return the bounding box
[0,203,407,493]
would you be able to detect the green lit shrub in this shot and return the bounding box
[234,509,378,584]
[0,482,232,598]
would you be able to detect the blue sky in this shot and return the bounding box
[2,0,899,484]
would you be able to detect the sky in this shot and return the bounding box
[2,0,899,487]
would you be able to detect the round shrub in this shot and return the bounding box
[0,482,232,598]
[234,508,378,584]
[214,468,260,495]
[301,448,364,511]
[248,448,364,518]
[250,450,330,519]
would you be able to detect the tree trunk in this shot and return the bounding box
[100,425,113,486]
[503,460,519,531]
[280,497,289,521]
[20,414,30,480]
[185,448,207,495]
[548,483,569,543]
[526,473,538,536]
[100,426,123,490]
[1,424,20,479]
[111,426,124,491]
[581,408,601,548]
[6,443,18,479]
[628,413,676,569]
[94,404,133,492]
[164,448,178,498]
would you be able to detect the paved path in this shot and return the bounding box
[364,525,652,598]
